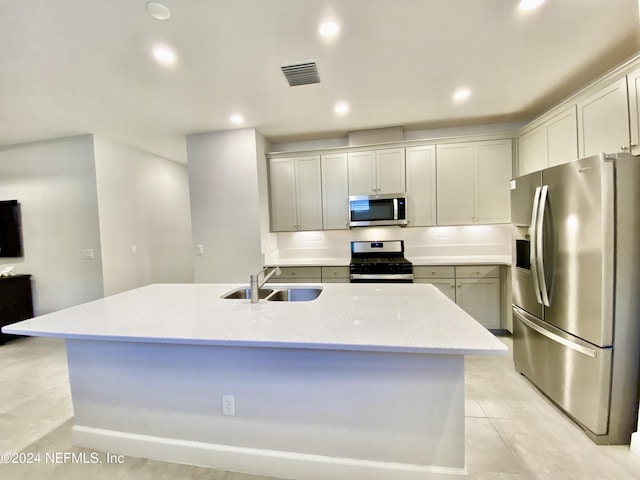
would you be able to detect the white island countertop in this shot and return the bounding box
[2,283,507,356]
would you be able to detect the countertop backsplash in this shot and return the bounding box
[264,224,512,266]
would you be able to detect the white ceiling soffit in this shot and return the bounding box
[0,0,638,163]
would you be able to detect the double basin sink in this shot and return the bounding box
[221,286,322,302]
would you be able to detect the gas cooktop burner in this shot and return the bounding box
[351,257,412,264]
[349,240,413,283]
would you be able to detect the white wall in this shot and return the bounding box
[270,122,525,153]
[269,224,513,261]
[403,122,526,141]
[186,128,267,283]
[255,132,277,255]
[93,137,194,296]
[0,135,104,314]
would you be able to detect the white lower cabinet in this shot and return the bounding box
[456,278,501,330]
[321,266,350,283]
[416,279,456,302]
[269,267,322,283]
[270,266,350,283]
[414,265,502,330]
[414,266,456,301]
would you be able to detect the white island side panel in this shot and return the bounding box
[67,338,467,480]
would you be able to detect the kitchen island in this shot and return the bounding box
[2,283,507,480]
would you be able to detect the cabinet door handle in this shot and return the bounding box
[621,145,629,150]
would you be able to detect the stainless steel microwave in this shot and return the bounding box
[348,193,408,227]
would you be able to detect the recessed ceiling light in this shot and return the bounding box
[230,114,244,125]
[319,21,340,38]
[334,102,350,116]
[452,87,472,103]
[518,0,545,11]
[146,1,171,20]
[152,45,177,66]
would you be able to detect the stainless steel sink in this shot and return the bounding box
[265,287,322,302]
[221,287,274,299]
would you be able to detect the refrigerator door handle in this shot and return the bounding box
[530,186,543,305]
[514,307,598,358]
[537,185,551,307]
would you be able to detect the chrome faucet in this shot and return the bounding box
[250,266,281,303]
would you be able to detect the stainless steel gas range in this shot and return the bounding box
[349,240,413,283]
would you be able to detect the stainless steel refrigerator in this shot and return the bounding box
[511,152,640,445]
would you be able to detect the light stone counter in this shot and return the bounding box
[264,255,512,267]
[3,283,506,355]
[2,283,507,480]
[409,254,512,266]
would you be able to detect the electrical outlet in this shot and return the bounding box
[222,395,235,416]
[82,249,94,259]
[130,245,137,255]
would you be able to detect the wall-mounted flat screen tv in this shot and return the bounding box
[0,200,23,257]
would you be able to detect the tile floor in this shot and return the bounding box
[1,335,639,479]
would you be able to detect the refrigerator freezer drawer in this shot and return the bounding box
[513,306,612,435]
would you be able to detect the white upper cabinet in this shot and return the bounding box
[437,143,475,225]
[347,150,376,195]
[269,155,322,232]
[269,158,297,232]
[627,67,640,156]
[518,126,546,176]
[546,107,578,167]
[405,145,436,227]
[376,148,406,193]
[517,105,578,176]
[577,77,629,158]
[296,156,323,230]
[437,140,512,225]
[475,140,512,224]
[348,148,405,195]
[321,153,349,230]
[520,59,640,171]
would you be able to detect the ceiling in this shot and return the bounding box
[1,0,638,163]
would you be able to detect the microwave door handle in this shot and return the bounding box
[537,185,551,307]
[530,186,543,305]
[393,198,398,220]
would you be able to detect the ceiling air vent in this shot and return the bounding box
[281,62,320,86]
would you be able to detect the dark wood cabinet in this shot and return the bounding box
[0,274,33,344]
